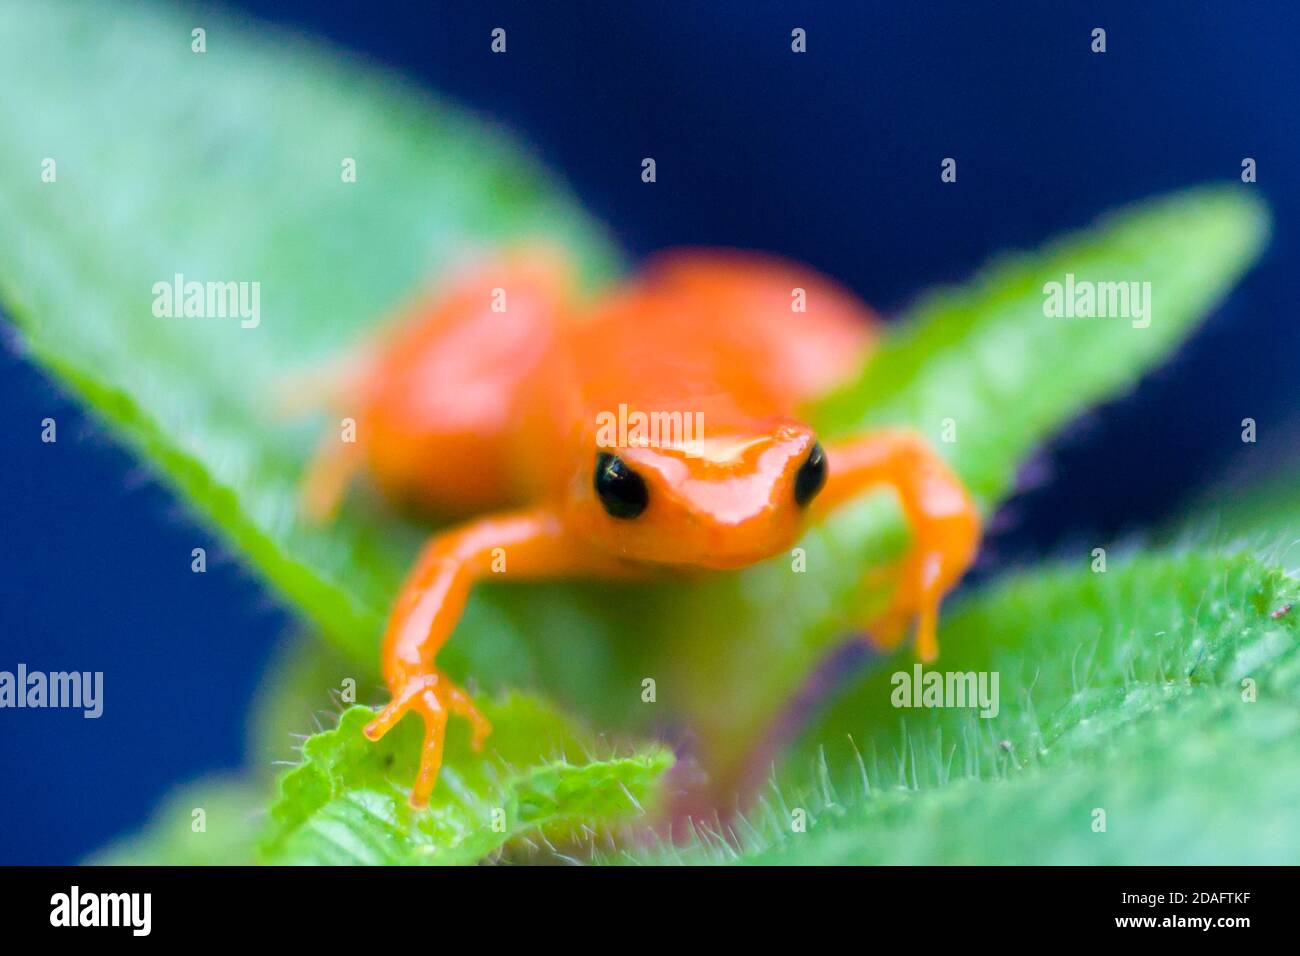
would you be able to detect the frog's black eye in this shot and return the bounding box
[793,442,827,507]
[595,452,648,519]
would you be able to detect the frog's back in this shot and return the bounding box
[305,247,877,520]
[568,249,878,424]
[342,248,577,515]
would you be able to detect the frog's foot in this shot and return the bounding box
[866,509,979,662]
[364,670,492,807]
[817,430,981,664]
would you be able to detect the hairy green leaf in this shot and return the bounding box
[259,698,673,865]
[629,549,1299,864]
[745,694,1300,865]
[1179,470,1300,574]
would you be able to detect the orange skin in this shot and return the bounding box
[300,247,981,807]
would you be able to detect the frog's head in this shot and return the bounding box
[567,418,826,569]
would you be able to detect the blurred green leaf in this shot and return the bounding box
[0,0,621,671]
[88,634,362,866]
[259,698,673,865]
[88,775,265,866]
[1178,470,1300,573]
[814,186,1271,506]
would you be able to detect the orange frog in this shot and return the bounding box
[301,248,981,807]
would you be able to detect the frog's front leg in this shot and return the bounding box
[815,429,981,662]
[364,507,627,807]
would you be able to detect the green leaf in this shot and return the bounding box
[813,185,1271,506]
[88,775,266,866]
[259,698,673,865]
[617,548,1299,864]
[96,641,675,866]
[87,633,361,865]
[247,633,368,769]
[743,693,1300,865]
[796,546,1298,767]
[0,0,621,670]
[706,549,1297,864]
[1178,471,1300,573]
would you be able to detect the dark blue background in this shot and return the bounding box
[3,1,1297,863]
